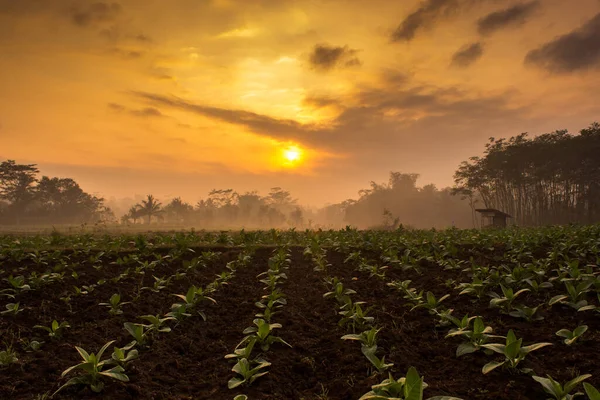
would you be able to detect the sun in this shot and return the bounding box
[284,146,301,162]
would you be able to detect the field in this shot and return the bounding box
[1,227,600,400]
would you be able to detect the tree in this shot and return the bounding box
[163,197,194,223]
[0,160,39,224]
[453,122,600,226]
[137,195,162,224]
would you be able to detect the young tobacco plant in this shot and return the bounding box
[0,345,18,367]
[1,301,23,316]
[123,322,149,348]
[225,337,258,362]
[172,285,216,320]
[339,301,374,333]
[532,373,591,400]
[111,346,139,366]
[343,327,393,374]
[481,329,552,374]
[99,294,130,316]
[509,304,544,321]
[228,358,271,389]
[446,316,503,357]
[53,340,129,395]
[34,320,70,340]
[238,318,291,352]
[489,285,530,313]
[555,325,588,346]
[549,281,593,311]
[324,279,356,306]
[140,314,174,334]
[359,367,463,400]
[410,291,450,314]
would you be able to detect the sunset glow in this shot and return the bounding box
[0,0,599,205]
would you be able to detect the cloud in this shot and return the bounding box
[108,103,126,111]
[108,103,164,117]
[131,107,163,117]
[525,13,600,73]
[451,42,484,67]
[70,2,121,27]
[132,78,525,156]
[133,92,310,140]
[391,0,462,42]
[302,95,339,109]
[478,1,540,36]
[308,44,361,71]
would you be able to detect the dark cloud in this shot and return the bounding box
[109,48,144,59]
[133,92,309,140]
[131,107,163,117]
[108,103,126,111]
[71,2,121,27]
[525,13,600,73]
[451,42,484,67]
[477,1,540,36]
[391,0,462,42]
[308,44,361,71]
[134,34,153,42]
[108,103,163,117]
[302,95,339,109]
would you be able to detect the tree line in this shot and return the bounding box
[2,122,598,229]
[454,122,600,226]
[0,160,110,225]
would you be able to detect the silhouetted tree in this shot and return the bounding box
[137,195,163,224]
[454,122,600,226]
[0,160,39,224]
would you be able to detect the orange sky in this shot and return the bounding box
[1,0,600,205]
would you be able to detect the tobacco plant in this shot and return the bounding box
[481,329,552,374]
[239,318,291,352]
[446,317,503,357]
[1,302,23,316]
[34,320,70,339]
[532,374,591,400]
[359,367,463,400]
[228,358,271,389]
[53,340,129,395]
[0,345,18,367]
[555,325,588,346]
[99,294,130,316]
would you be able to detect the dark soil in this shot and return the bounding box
[0,246,598,399]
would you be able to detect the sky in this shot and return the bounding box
[1,0,600,206]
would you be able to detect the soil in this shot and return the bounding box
[0,246,599,400]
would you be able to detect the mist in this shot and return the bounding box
[2,121,599,231]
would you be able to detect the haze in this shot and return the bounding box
[2,0,600,207]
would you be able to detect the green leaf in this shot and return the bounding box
[584,383,600,400]
[573,325,588,337]
[482,360,505,374]
[564,374,591,393]
[480,343,505,355]
[521,342,552,354]
[532,376,559,397]
[99,365,130,382]
[456,342,478,357]
[404,367,423,400]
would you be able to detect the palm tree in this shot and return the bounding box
[127,206,141,224]
[138,195,162,224]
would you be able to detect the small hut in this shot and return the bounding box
[475,208,511,229]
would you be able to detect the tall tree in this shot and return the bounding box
[137,195,162,224]
[0,160,39,224]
